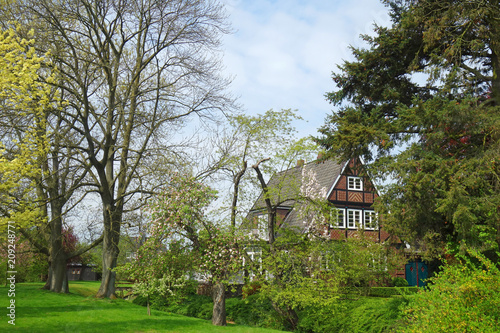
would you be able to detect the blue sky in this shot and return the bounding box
[221,0,391,138]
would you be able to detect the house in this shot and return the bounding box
[246,155,415,284]
[248,156,392,241]
[66,263,100,281]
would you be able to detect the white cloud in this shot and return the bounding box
[222,0,391,138]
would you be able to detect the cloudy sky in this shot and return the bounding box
[221,0,392,138]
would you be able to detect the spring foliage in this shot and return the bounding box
[0,27,52,230]
[401,249,500,332]
[117,174,244,311]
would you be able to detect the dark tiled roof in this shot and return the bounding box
[249,158,345,229]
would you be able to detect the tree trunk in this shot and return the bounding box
[47,201,69,293]
[42,262,52,290]
[211,281,226,326]
[231,161,247,230]
[96,207,121,298]
[252,159,276,246]
[49,250,69,293]
[96,232,119,298]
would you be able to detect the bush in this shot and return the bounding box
[392,277,408,287]
[164,294,213,320]
[226,294,281,328]
[157,292,286,330]
[369,287,418,297]
[242,281,262,299]
[0,252,47,282]
[400,249,500,332]
[296,296,408,333]
[132,284,414,332]
[132,293,170,310]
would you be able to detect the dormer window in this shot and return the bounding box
[251,214,269,241]
[347,176,363,191]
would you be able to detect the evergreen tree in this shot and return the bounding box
[316,0,500,258]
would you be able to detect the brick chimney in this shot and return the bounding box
[296,159,305,167]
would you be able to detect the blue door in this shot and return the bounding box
[405,260,428,287]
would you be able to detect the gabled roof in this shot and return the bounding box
[249,158,346,229]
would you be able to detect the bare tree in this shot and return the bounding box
[2,0,235,297]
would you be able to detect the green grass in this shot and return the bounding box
[0,282,283,333]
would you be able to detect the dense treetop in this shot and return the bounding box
[316,0,500,257]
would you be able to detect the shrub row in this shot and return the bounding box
[132,287,413,332]
[369,287,419,297]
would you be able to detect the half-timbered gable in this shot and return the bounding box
[245,155,410,284]
[247,156,389,242]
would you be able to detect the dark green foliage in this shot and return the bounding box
[369,287,417,297]
[296,296,408,333]
[392,277,409,287]
[133,293,213,320]
[158,293,286,330]
[316,0,500,258]
[132,294,169,310]
[166,294,214,320]
[137,289,413,332]
[226,295,285,330]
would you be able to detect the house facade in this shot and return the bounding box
[247,155,412,284]
[248,156,391,241]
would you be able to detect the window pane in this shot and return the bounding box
[364,211,377,230]
[348,177,363,191]
[332,209,345,228]
[348,210,361,228]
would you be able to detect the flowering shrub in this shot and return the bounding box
[116,174,244,319]
[0,236,48,282]
[147,174,243,283]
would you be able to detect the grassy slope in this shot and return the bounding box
[0,282,282,333]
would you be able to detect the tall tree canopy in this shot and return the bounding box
[0,26,103,293]
[316,0,500,258]
[0,0,235,297]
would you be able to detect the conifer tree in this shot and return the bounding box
[316,0,500,257]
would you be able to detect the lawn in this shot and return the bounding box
[0,282,283,333]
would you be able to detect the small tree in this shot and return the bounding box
[126,174,242,325]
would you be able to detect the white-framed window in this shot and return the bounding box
[251,214,269,241]
[319,252,330,271]
[331,208,345,228]
[126,251,137,260]
[244,246,262,280]
[347,176,363,191]
[364,210,378,230]
[347,209,362,229]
